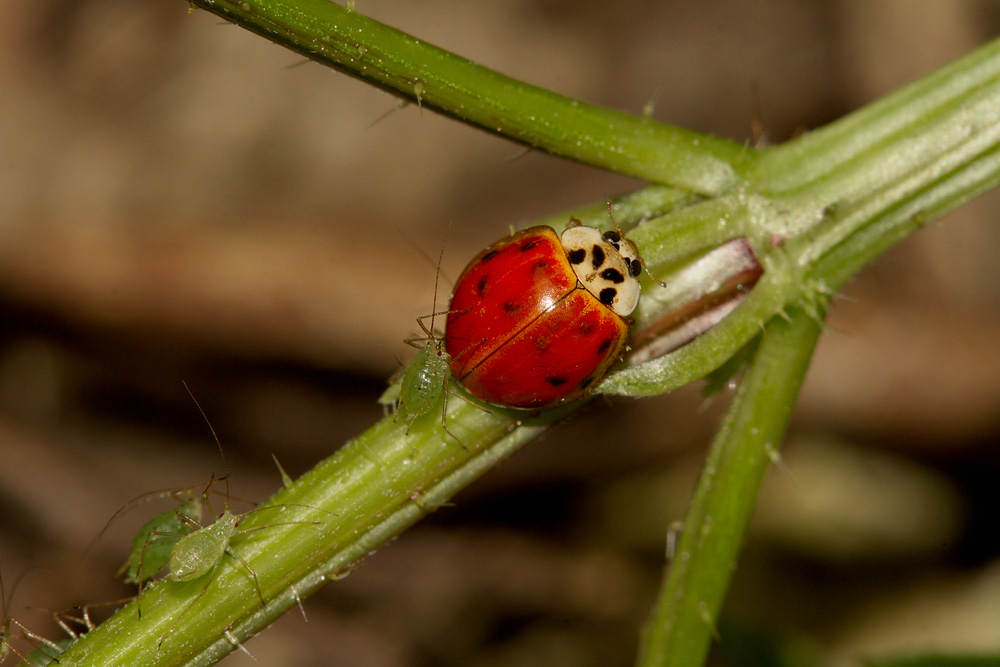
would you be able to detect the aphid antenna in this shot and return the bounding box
[428,225,450,335]
[182,381,233,515]
[402,222,457,347]
[391,222,455,287]
[97,476,227,545]
[182,384,335,520]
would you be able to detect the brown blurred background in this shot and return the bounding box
[2,2,1000,666]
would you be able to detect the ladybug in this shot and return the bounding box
[445,219,643,409]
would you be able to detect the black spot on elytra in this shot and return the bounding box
[520,239,540,252]
[597,336,614,354]
[567,248,586,265]
[601,268,625,283]
[476,275,489,297]
[578,321,596,336]
[503,301,521,315]
[545,376,568,387]
[591,245,606,269]
[599,287,617,306]
[481,249,499,262]
[533,335,550,351]
[629,259,641,276]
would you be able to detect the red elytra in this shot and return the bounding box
[444,226,631,409]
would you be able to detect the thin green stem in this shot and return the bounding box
[187,0,750,193]
[635,308,824,667]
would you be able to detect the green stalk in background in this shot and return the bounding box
[46,2,1000,666]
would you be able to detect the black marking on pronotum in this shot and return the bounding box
[545,375,569,387]
[601,268,625,283]
[591,245,606,269]
[567,248,586,265]
[602,230,621,244]
[599,287,617,305]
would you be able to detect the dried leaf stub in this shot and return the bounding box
[629,237,763,365]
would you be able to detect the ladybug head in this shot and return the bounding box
[560,226,641,317]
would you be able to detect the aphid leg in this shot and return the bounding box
[438,385,465,450]
[2,564,67,664]
[158,570,217,649]
[7,618,65,663]
[53,597,131,639]
[223,547,264,607]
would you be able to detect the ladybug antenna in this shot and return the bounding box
[605,201,628,239]
[605,201,667,288]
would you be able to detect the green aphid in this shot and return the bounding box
[153,384,332,646]
[120,491,204,585]
[396,325,452,430]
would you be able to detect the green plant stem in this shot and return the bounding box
[186,0,750,194]
[752,35,1000,195]
[599,34,1000,398]
[635,308,824,667]
[56,397,565,667]
[50,3,1000,665]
